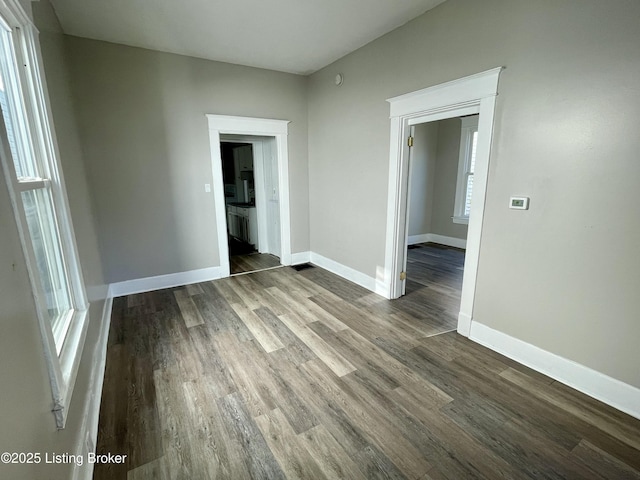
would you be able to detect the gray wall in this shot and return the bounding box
[408,118,469,241]
[308,0,640,388]
[407,122,438,237]
[0,1,108,478]
[431,117,468,240]
[65,37,309,283]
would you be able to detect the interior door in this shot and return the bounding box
[400,126,416,296]
[263,138,281,257]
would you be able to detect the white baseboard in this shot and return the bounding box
[110,266,224,297]
[72,289,114,480]
[408,233,466,249]
[407,233,431,245]
[470,322,640,420]
[280,253,292,266]
[290,251,311,265]
[373,264,394,299]
[429,233,467,249]
[310,252,377,294]
[457,312,472,336]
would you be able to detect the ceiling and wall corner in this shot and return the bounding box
[48,0,447,75]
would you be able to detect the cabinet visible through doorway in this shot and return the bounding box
[227,204,258,247]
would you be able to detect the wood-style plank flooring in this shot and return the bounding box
[406,242,464,290]
[94,253,640,479]
[230,253,281,275]
[399,242,465,333]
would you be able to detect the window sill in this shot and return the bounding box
[452,216,469,225]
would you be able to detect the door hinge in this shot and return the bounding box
[407,136,414,147]
[400,271,407,280]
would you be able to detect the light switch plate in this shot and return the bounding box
[509,196,529,210]
[204,184,211,193]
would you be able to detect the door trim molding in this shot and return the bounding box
[207,115,292,276]
[384,67,503,336]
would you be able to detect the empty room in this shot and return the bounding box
[1,0,639,479]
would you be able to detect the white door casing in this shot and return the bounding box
[207,115,292,277]
[384,67,503,336]
[263,138,282,256]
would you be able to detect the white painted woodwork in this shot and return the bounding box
[264,138,282,257]
[384,67,503,338]
[470,322,640,421]
[110,266,225,297]
[207,115,292,274]
[0,0,90,429]
[406,233,467,249]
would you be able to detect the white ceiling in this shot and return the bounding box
[48,0,446,75]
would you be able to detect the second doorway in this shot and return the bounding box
[220,135,281,275]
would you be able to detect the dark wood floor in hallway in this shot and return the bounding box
[230,252,281,275]
[402,242,464,330]
[94,251,640,479]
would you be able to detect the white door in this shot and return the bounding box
[399,126,416,296]
[263,138,281,257]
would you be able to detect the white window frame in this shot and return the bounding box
[453,115,479,225]
[0,0,89,428]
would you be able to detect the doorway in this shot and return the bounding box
[402,115,474,331]
[384,67,503,337]
[207,115,293,278]
[401,111,479,312]
[220,137,281,275]
[405,117,473,252]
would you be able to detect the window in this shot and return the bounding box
[453,115,479,224]
[0,2,88,428]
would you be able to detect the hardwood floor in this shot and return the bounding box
[94,259,640,479]
[230,252,281,275]
[406,242,464,290]
[400,242,465,333]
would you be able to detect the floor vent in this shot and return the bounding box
[407,245,420,249]
[292,263,315,271]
